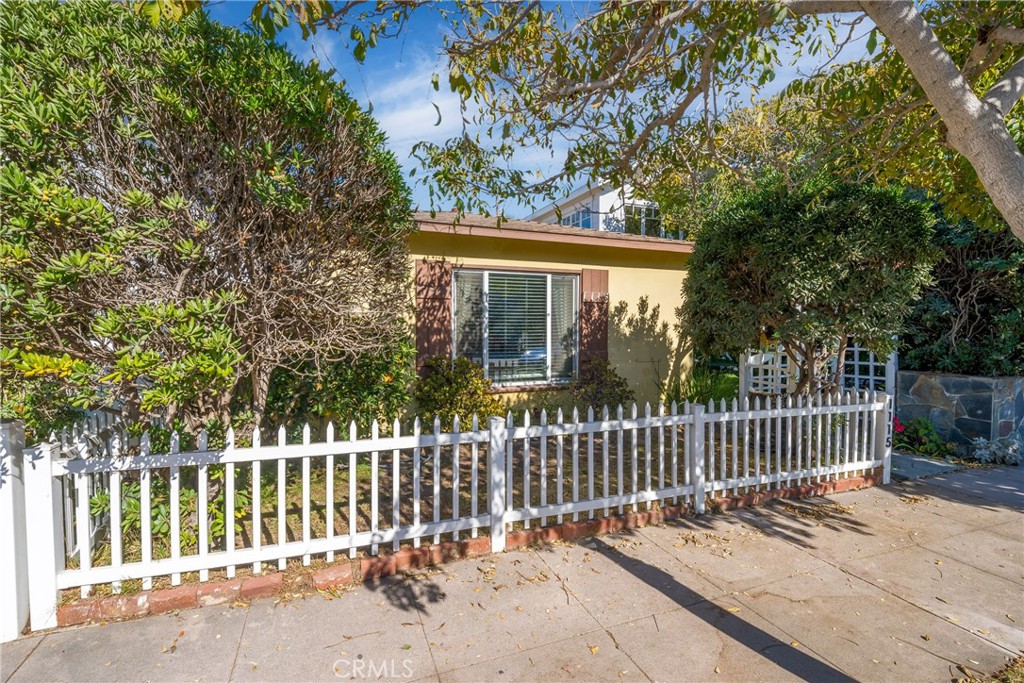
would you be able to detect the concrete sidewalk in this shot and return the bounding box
[3,467,1022,683]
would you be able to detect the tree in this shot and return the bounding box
[0,0,413,436]
[153,0,1024,242]
[680,183,937,394]
[648,97,829,239]
[900,218,1024,377]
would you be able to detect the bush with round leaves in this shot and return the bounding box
[413,356,505,430]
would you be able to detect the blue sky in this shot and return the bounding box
[205,1,871,216]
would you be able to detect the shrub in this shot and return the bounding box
[0,0,413,438]
[566,359,636,410]
[523,390,573,421]
[661,365,739,406]
[259,340,416,436]
[413,356,505,430]
[900,218,1024,377]
[968,435,1023,466]
[892,417,957,459]
[681,181,937,394]
[90,466,250,556]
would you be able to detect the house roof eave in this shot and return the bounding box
[412,211,694,254]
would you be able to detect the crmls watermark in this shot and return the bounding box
[332,657,415,680]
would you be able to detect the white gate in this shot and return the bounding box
[739,342,897,397]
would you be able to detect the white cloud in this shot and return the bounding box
[365,60,468,157]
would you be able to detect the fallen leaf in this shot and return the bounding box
[588,644,599,655]
[921,635,931,641]
[726,607,741,613]
[714,667,721,674]
[401,644,412,650]
[791,641,800,647]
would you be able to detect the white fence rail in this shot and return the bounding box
[1,390,891,637]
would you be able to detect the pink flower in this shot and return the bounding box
[893,417,905,434]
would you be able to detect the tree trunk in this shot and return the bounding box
[251,364,272,427]
[863,1,1024,243]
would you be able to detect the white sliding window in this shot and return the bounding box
[452,270,579,386]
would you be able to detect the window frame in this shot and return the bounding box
[624,203,662,236]
[560,208,592,229]
[451,268,580,387]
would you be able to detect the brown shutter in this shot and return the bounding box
[579,268,609,363]
[415,259,453,373]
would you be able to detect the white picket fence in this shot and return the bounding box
[1,390,891,637]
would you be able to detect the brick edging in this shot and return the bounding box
[55,472,880,628]
[711,472,882,512]
[57,572,282,627]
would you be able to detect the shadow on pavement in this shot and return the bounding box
[590,535,854,682]
[890,466,1024,512]
[362,572,446,614]
[724,495,874,549]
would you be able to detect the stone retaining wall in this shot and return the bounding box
[896,371,1024,445]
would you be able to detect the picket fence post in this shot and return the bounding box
[0,421,29,642]
[738,352,750,399]
[688,404,706,515]
[488,416,508,553]
[23,440,61,631]
[876,394,893,485]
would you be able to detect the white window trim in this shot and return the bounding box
[451,268,580,387]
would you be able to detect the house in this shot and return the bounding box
[410,211,694,406]
[524,182,665,237]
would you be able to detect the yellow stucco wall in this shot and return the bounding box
[409,231,691,407]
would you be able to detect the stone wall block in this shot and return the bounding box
[953,416,990,441]
[957,393,993,422]
[928,407,955,435]
[909,375,954,410]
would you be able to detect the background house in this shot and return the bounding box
[410,212,693,405]
[525,183,665,237]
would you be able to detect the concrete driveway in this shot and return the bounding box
[3,466,1022,683]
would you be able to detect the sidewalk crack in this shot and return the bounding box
[4,634,46,683]
[534,548,654,682]
[227,607,250,682]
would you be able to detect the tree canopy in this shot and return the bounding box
[680,182,937,394]
[0,0,413,436]
[145,0,1024,241]
[647,97,829,239]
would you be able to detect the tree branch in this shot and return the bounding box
[864,0,1024,242]
[984,56,1024,117]
[992,26,1024,45]
[779,0,864,17]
